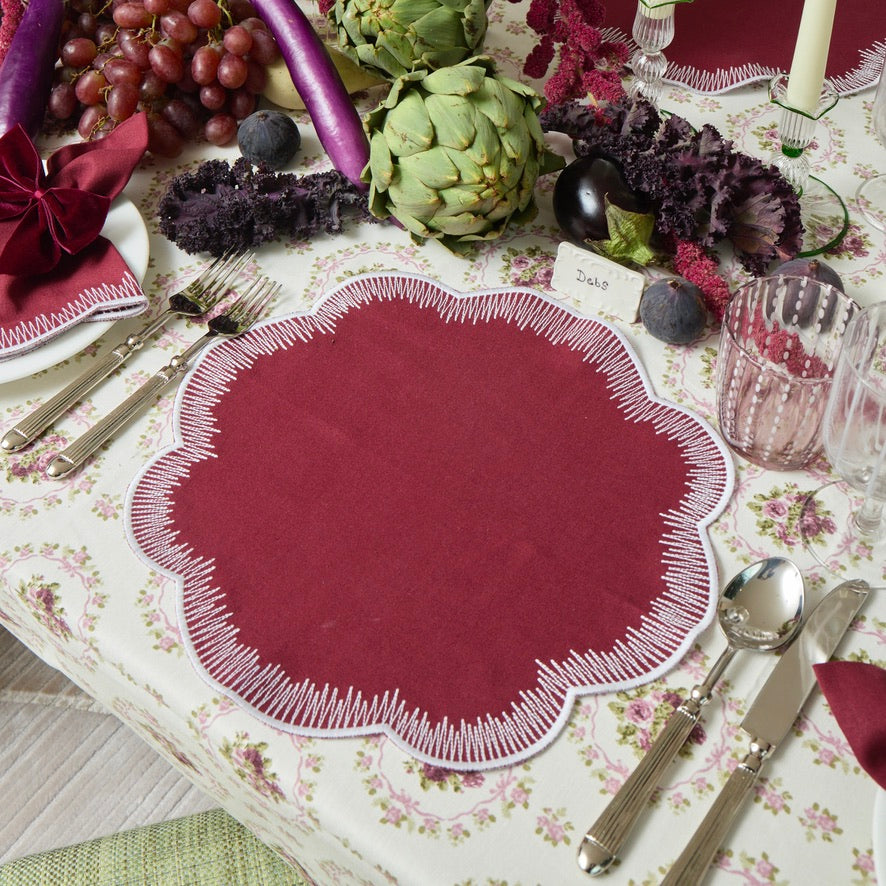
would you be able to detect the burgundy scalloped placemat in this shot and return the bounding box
[126,273,733,768]
[604,0,884,94]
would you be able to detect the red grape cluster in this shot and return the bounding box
[49,0,280,157]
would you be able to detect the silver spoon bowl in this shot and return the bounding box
[577,557,805,876]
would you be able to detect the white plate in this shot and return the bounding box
[0,196,150,385]
[875,788,885,885]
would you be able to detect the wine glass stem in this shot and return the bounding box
[854,496,884,537]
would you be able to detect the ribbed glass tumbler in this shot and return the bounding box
[716,276,857,470]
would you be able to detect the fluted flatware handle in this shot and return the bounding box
[578,697,703,875]
[660,744,768,886]
[46,333,214,479]
[578,644,740,876]
[46,371,174,478]
[1,315,169,453]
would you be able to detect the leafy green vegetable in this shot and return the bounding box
[588,200,658,266]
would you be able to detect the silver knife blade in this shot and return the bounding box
[741,578,869,749]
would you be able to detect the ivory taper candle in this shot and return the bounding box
[641,0,676,20]
[785,0,838,114]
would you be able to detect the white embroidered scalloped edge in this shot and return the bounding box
[602,27,885,97]
[0,272,145,359]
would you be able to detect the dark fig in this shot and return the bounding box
[772,258,844,292]
[769,259,846,331]
[238,109,301,170]
[552,151,648,245]
[640,277,708,344]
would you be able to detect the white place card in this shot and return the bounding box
[550,241,646,322]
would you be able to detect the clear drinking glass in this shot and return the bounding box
[856,60,886,232]
[801,302,886,572]
[716,276,857,471]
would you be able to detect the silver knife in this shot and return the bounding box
[661,578,870,886]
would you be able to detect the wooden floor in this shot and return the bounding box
[0,628,215,864]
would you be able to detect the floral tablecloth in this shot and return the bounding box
[2,3,886,884]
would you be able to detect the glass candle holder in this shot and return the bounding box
[629,0,692,107]
[769,73,849,256]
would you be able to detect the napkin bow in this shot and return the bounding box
[0,113,148,277]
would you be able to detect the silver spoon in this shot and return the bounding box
[577,557,805,876]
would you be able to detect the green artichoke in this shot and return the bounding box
[330,0,490,80]
[362,57,565,253]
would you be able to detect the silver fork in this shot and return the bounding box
[1,250,251,453]
[45,275,280,480]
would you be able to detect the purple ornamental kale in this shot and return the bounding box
[157,158,373,256]
[709,152,803,275]
[540,97,804,273]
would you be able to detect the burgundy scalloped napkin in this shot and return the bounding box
[0,239,146,361]
[0,114,149,362]
[604,0,884,94]
[126,274,733,769]
[815,660,886,789]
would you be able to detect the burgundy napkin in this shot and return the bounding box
[0,114,149,361]
[815,660,886,789]
[605,0,884,94]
